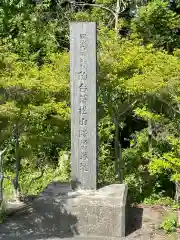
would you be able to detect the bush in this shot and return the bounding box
[160,213,177,233]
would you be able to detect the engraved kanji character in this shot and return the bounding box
[80,93,88,104]
[80,57,87,68]
[79,117,87,126]
[79,86,88,93]
[80,139,88,145]
[80,150,88,160]
[79,72,87,82]
[79,129,88,138]
[79,162,88,172]
[80,34,86,39]
[79,105,88,114]
[79,81,87,88]
[80,144,88,151]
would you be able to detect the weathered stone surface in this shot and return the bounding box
[70,22,97,190]
[36,183,128,238]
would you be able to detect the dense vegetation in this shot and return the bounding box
[1,0,180,205]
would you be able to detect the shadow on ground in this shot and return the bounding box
[125,206,143,236]
[0,182,78,240]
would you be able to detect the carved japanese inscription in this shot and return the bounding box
[70,22,97,189]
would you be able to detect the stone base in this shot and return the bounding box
[35,183,128,238]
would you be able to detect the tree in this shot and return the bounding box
[0,0,72,64]
[131,0,180,52]
[0,46,70,198]
[71,0,148,36]
[98,25,180,194]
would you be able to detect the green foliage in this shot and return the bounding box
[98,116,116,186]
[160,213,177,233]
[0,0,71,63]
[144,196,180,209]
[148,134,180,182]
[1,0,180,207]
[3,151,70,197]
[123,131,150,202]
[122,130,172,203]
[0,47,71,199]
[98,25,180,196]
[132,0,180,51]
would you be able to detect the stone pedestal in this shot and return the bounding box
[35,183,128,238]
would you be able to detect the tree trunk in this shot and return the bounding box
[115,0,120,37]
[12,124,21,200]
[175,181,180,202]
[115,119,120,181]
[175,181,180,227]
[148,119,152,150]
[0,169,4,207]
[0,149,6,207]
[115,118,123,183]
[119,140,123,183]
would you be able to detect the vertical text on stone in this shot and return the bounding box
[70,22,97,189]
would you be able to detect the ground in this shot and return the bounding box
[125,205,178,240]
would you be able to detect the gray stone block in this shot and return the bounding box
[35,183,128,238]
[70,22,97,190]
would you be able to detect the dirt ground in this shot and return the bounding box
[125,204,178,239]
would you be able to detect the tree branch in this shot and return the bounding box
[119,0,128,13]
[24,168,44,195]
[69,2,116,17]
[107,16,115,28]
[118,100,137,119]
[155,94,180,116]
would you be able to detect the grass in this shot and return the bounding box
[144,196,180,210]
[144,196,179,234]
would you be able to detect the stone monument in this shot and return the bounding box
[70,22,97,190]
[33,22,128,239]
[68,22,128,238]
